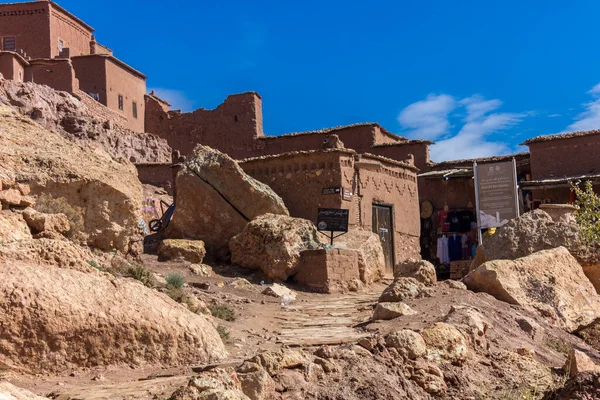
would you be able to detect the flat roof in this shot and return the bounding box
[521,129,600,145]
[430,152,530,170]
[71,54,146,80]
[258,122,407,142]
[0,50,29,66]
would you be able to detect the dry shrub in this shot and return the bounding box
[35,193,85,241]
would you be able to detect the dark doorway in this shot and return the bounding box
[372,204,395,275]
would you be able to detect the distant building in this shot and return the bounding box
[0,0,146,132]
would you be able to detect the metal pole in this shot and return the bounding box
[473,162,483,246]
[330,231,334,246]
[512,158,520,216]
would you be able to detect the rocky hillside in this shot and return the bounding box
[0,79,171,164]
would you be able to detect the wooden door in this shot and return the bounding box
[372,204,395,275]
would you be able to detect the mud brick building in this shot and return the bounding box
[0,0,146,132]
[520,129,600,204]
[239,149,421,273]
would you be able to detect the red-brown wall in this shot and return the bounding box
[0,52,26,81]
[371,142,432,171]
[29,59,78,92]
[0,2,51,59]
[528,135,600,180]
[105,58,146,132]
[48,3,93,58]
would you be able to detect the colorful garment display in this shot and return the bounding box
[439,210,450,232]
[436,236,450,264]
[448,234,462,261]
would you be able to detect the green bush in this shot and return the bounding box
[208,304,236,321]
[166,272,185,288]
[87,259,104,271]
[167,286,185,302]
[573,181,600,245]
[216,325,230,340]
[128,264,152,287]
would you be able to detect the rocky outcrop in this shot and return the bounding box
[464,247,600,332]
[229,214,322,280]
[0,103,143,253]
[543,372,600,400]
[333,229,386,285]
[395,258,437,286]
[576,319,600,353]
[0,382,49,400]
[168,370,250,400]
[0,80,171,164]
[22,208,70,238]
[564,349,600,378]
[473,209,600,293]
[159,239,206,263]
[0,261,227,373]
[165,146,289,259]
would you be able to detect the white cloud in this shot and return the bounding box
[398,93,526,162]
[397,94,456,140]
[149,88,194,112]
[564,82,600,132]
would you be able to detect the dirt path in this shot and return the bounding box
[273,290,381,347]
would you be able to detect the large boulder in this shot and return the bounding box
[464,247,600,332]
[158,239,206,263]
[0,261,227,373]
[165,146,289,259]
[421,322,469,364]
[395,258,437,286]
[0,103,142,253]
[229,214,322,280]
[473,209,600,293]
[333,229,386,284]
[378,277,426,303]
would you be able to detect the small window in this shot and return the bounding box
[118,95,123,110]
[3,37,16,51]
[132,101,137,119]
[58,39,64,53]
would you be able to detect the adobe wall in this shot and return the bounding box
[348,154,421,262]
[105,58,146,132]
[294,249,361,293]
[0,2,51,59]
[90,40,112,56]
[29,59,78,92]
[0,53,25,81]
[528,135,600,180]
[72,55,107,104]
[531,184,600,205]
[145,92,264,158]
[75,89,128,128]
[240,150,348,221]
[49,3,93,58]
[136,163,176,195]
[371,141,432,171]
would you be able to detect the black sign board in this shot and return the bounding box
[322,187,342,195]
[317,208,349,232]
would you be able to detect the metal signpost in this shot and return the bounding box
[317,208,349,245]
[474,159,520,245]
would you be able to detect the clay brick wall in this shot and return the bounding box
[145,92,264,158]
[48,3,93,58]
[72,55,106,103]
[240,150,348,221]
[528,135,600,180]
[29,59,78,92]
[104,57,146,132]
[348,154,421,261]
[136,163,176,195]
[75,89,128,128]
[90,40,112,56]
[371,141,432,171]
[0,2,51,59]
[294,249,360,293]
[0,52,26,81]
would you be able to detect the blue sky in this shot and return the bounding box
[43,1,600,160]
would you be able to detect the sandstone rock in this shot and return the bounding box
[443,305,490,352]
[261,283,297,301]
[564,349,600,378]
[166,146,288,258]
[250,349,306,376]
[0,103,143,253]
[373,302,417,321]
[378,277,426,303]
[0,382,49,400]
[0,211,32,244]
[159,239,206,264]
[441,280,467,290]
[16,183,30,196]
[22,208,70,238]
[516,316,545,342]
[190,264,213,277]
[576,319,600,352]
[406,360,447,395]
[237,367,276,400]
[230,214,322,280]
[0,188,22,206]
[472,209,600,293]
[385,330,427,360]
[169,370,250,400]
[228,278,254,289]
[421,322,469,364]
[313,357,339,373]
[0,262,227,372]
[395,258,437,286]
[333,229,386,284]
[463,247,600,332]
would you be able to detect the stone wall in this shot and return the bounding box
[295,249,361,293]
[75,89,128,128]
